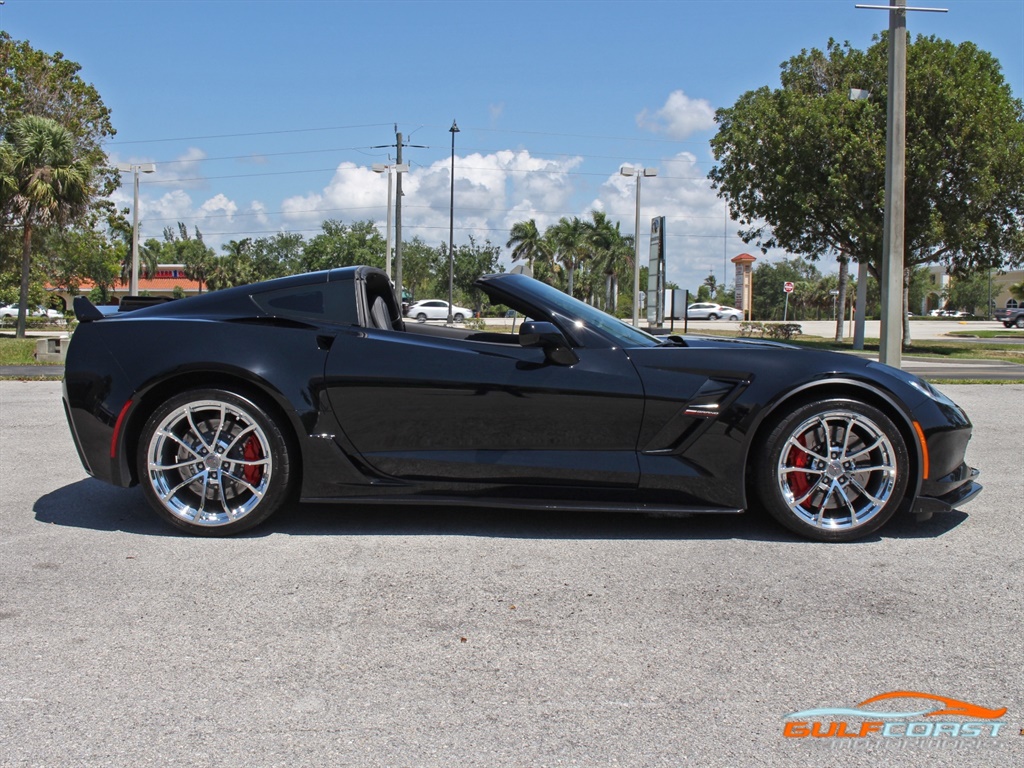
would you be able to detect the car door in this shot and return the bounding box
[323,329,645,488]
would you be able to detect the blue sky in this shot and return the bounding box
[4,0,1023,292]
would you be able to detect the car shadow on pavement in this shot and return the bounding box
[35,478,969,542]
[35,479,175,537]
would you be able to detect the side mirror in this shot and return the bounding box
[518,321,579,366]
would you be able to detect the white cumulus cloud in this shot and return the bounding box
[637,90,717,139]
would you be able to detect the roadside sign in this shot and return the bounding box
[784,282,795,293]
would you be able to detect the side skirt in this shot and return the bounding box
[298,494,744,517]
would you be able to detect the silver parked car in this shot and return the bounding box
[405,299,473,323]
[686,302,742,321]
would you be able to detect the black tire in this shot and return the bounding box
[416,312,427,323]
[454,313,465,323]
[753,398,909,542]
[708,313,719,320]
[1015,316,1024,329]
[137,388,293,536]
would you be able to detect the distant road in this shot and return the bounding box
[3,320,1022,381]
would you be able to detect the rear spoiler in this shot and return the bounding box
[73,295,173,322]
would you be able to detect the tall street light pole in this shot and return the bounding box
[856,1,947,367]
[448,120,459,325]
[620,165,657,327]
[118,162,156,296]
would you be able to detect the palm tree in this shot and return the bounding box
[584,211,630,311]
[5,115,90,338]
[506,219,551,273]
[545,216,588,297]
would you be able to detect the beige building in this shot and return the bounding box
[923,266,1023,315]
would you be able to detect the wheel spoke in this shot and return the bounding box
[160,469,208,503]
[786,436,827,463]
[220,468,265,499]
[845,435,885,461]
[833,482,860,519]
[846,475,887,508]
[209,402,227,450]
[222,423,258,456]
[150,456,202,472]
[158,429,202,459]
[185,407,211,452]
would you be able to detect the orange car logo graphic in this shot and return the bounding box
[857,691,1006,720]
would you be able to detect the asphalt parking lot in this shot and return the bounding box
[1,381,1021,768]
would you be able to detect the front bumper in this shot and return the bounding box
[913,466,982,521]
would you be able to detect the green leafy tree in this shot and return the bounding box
[710,34,1024,346]
[38,223,121,300]
[751,257,823,320]
[300,219,385,272]
[250,232,304,281]
[399,236,443,302]
[444,236,503,312]
[0,32,117,200]
[944,270,992,315]
[161,223,214,294]
[3,116,90,337]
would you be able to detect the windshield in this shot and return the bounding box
[513,278,663,348]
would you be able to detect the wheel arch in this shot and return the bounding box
[119,369,305,489]
[743,378,923,510]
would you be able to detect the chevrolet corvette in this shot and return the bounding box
[62,266,981,541]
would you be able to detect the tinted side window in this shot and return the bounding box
[253,281,358,325]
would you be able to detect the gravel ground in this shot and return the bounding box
[0,381,1021,768]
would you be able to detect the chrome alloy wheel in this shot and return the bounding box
[776,409,899,531]
[145,399,273,527]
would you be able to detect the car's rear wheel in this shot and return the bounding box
[1016,316,1024,329]
[708,313,719,320]
[754,399,908,542]
[137,389,293,536]
[416,312,427,322]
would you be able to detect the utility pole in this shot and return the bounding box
[372,127,426,309]
[395,131,404,308]
[857,1,947,367]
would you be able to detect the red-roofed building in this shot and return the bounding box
[48,264,203,311]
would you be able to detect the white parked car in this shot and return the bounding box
[405,299,473,323]
[686,302,742,321]
[0,304,64,322]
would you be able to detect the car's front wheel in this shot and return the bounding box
[754,399,909,542]
[454,313,465,323]
[1016,316,1024,329]
[416,312,427,323]
[137,389,293,536]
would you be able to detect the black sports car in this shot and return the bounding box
[62,266,981,541]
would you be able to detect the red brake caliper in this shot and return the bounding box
[242,436,263,485]
[787,436,813,508]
